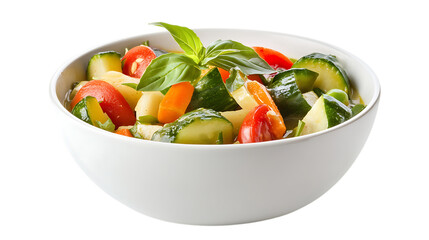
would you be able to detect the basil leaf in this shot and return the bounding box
[129,123,142,139]
[351,104,366,117]
[141,40,150,46]
[151,22,205,62]
[202,40,275,75]
[137,53,201,91]
[94,119,115,132]
[122,83,137,89]
[225,68,246,93]
[138,115,159,125]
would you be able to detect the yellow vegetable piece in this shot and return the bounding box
[86,96,110,125]
[135,91,165,119]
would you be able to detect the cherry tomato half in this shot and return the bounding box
[252,46,293,70]
[70,80,136,127]
[122,45,156,78]
[238,104,275,143]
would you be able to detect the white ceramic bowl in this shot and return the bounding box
[50,29,380,225]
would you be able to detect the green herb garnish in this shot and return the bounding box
[138,115,159,125]
[135,22,275,92]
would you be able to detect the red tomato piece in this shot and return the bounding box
[252,46,293,70]
[247,74,264,84]
[70,80,136,127]
[238,104,275,143]
[218,67,230,82]
[122,45,156,78]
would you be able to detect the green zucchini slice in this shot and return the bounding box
[71,96,115,131]
[292,53,350,94]
[300,94,352,136]
[187,68,238,112]
[152,108,234,144]
[268,70,315,128]
[87,51,122,80]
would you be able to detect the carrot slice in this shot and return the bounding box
[158,82,194,123]
[245,80,286,139]
[115,128,133,137]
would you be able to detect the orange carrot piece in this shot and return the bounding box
[158,82,194,123]
[245,80,286,139]
[115,128,133,137]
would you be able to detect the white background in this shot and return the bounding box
[1,0,428,239]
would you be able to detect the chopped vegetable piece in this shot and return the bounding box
[326,89,350,106]
[152,108,233,144]
[238,104,274,143]
[70,80,136,127]
[94,71,142,109]
[221,109,249,135]
[71,96,115,132]
[158,81,194,123]
[131,122,163,140]
[289,68,319,93]
[218,68,230,82]
[138,115,159,125]
[70,81,88,100]
[300,94,352,135]
[294,120,306,137]
[122,45,156,78]
[351,104,366,117]
[187,68,238,112]
[115,128,133,137]
[87,51,122,80]
[252,46,294,70]
[246,80,286,139]
[231,85,259,111]
[292,53,350,94]
[268,71,313,129]
[135,91,164,119]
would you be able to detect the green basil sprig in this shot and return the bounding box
[137,53,201,91]
[136,22,275,92]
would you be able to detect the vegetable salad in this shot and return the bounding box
[67,22,365,144]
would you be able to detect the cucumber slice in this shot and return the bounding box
[87,51,122,80]
[290,68,319,93]
[268,71,313,128]
[152,108,234,144]
[130,122,162,140]
[292,53,350,94]
[187,68,238,112]
[70,81,88,100]
[302,91,319,107]
[312,87,325,97]
[71,96,115,131]
[326,89,349,106]
[300,94,352,136]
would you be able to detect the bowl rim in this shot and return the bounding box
[50,28,381,150]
